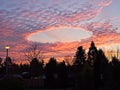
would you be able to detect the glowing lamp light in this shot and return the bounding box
[5,45,10,49]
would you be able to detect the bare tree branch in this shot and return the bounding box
[24,43,44,62]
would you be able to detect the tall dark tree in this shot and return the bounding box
[44,57,58,88]
[72,46,87,90]
[111,56,120,89]
[93,49,108,88]
[74,46,86,65]
[57,61,68,87]
[88,41,98,66]
[45,57,57,80]
[30,58,44,77]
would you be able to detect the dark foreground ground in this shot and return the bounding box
[25,88,72,90]
[0,76,120,90]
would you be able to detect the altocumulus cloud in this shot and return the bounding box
[0,0,119,62]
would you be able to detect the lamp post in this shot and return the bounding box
[5,45,10,57]
[5,45,10,77]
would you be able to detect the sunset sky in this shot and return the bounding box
[0,0,120,63]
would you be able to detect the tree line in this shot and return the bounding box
[0,41,120,90]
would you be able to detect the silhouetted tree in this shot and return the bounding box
[74,46,86,65]
[93,49,108,88]
[111,56,120,89]
[57,61,68,87]
[75,61,94,90]
[73,46,87,90]
[88,41,98,66]
[30,58,44,77]
[44,57,58,88]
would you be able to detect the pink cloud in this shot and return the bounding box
[1,0,119,63]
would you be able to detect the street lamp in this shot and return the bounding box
[5,45,10,77]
